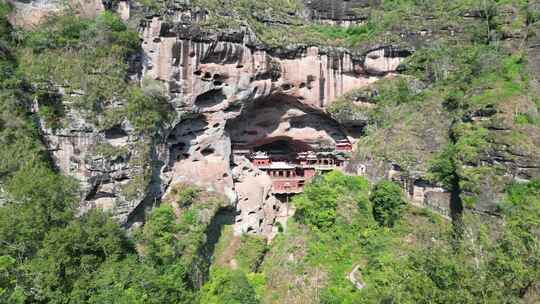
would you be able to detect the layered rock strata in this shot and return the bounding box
[138,14,407,236]
[16,2,409,237]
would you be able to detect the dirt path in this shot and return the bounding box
[215,235,241,270]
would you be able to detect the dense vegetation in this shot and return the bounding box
[186,0,534,49]
[0,5,203,302]
[216,172,539,303]
[16,11,171,132]
[0,0,539,303]
[325,0,540,210]
[370,180,406,227]
[205,171,539,303]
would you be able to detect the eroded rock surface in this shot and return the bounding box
[39,107,152,225]
[20,2,410,237]
[231,158,283,237]
[136,12,408,236]
[305,0,374,26]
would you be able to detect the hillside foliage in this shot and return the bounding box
[0,1,539,303]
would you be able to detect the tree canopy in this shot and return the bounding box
[370,180,407,227]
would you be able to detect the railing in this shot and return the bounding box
[269,177,305,181]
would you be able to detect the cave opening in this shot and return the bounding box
[167,116,209,168]
[104,125,128,140]
[226,94,349,154]
[227,94,353,197]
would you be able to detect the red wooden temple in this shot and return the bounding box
[241,145,351,194]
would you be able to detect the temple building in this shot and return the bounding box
[251,151,271,166]
[335,139,353,152]
[297,151,348,169]
[241,142,352,195]
[257,161,305,194]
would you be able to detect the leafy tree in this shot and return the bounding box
[0,164,77,259]
[140,205,181,267]
[370,180,406,227]
[137,203,206,298]
[0,93,45,179]
[0,255,26,303]
[294,171,368,230]
[294,176,339,229]
[428,144,459,190]
[200,267,259,304]
[487,179,540,299]
[78,256,196,304]
[25,210,132,303]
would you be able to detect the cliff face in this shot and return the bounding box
[37,96,161,226]
[305,0,374,25]
[137,9,408,236]
[10,0,540,236]
[14,0,408,237]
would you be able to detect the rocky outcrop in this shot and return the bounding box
[9,0,539,238]
[304,0,374,26]
[227,96,350,149]
[141,17,395,108]
[231,158,283,237]
[137,12,408,236]
[38,106,155,224]
[18,2,409,237]
[7,0,105,27]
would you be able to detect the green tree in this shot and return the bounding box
[200,267,259,304]
[0,164,77,259]
[293,177,339,229]
[370,180,406,227]
[0,255,26,303]
[428,144,459,190]
[486,179,540,300]
[294,171,368,230]
[25,210,132,303]
[77,256,195,304]
[140,205,181,266]
[137,204,203,300]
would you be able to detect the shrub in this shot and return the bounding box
[428,144,459,190]
[200,267,259,304]
[17,11,141,126]
[140,205,180,266]
[370,180,406,227]
[294,171,369,230]
[170,186,201,208]
[125,87,172,133]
